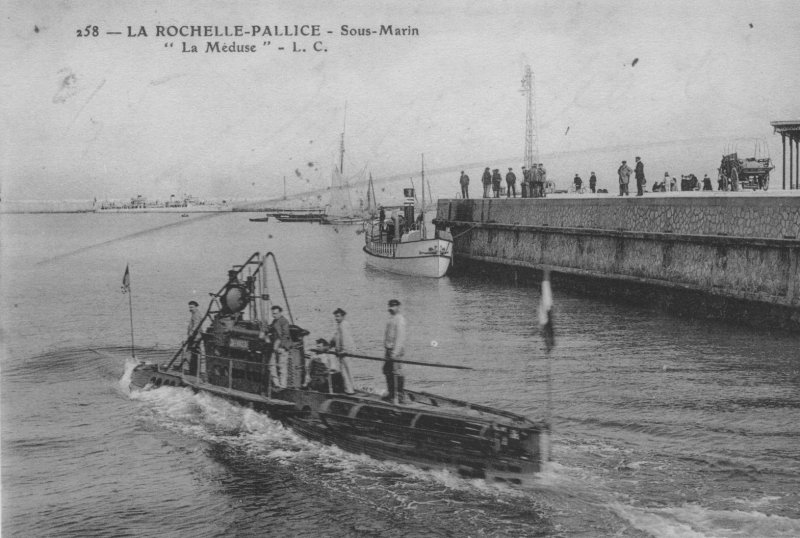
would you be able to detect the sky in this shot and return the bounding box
[2,0,799,201]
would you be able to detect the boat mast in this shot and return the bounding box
[339,102,347,175]
[337,102,355,217]
[367,172,377,214]
[421,154,426,238]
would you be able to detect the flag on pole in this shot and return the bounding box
[538,272,555,352]
[122,264,130,293]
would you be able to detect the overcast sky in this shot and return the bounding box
[2,0,799,201]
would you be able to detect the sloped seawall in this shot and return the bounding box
[436,194,800,331]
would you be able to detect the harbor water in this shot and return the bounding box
[2,212,799,537]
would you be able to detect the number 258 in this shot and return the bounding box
[77,25,99,37]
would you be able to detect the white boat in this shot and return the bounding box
[363,156,453,278]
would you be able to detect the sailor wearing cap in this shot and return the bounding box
[187,301,201,336]
[383,299,407,403]
[329,308,355,394]
[186,300,203,376]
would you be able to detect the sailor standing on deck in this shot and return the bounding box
[383,299,407,403]
[186,300,203,376]
[329,308,356,394]
[267,305,291,389]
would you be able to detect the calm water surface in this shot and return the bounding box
[1,212,798,537]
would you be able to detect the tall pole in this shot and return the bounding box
[538,270,555,462]
[521,65,540,171]
[421,154,426,238]
[340,102,347,175]
[782,134,787,190]
[127,270,135,359]
[789,139,795,191]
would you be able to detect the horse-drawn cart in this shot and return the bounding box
[718,140,774,191]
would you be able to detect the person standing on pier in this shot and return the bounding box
[589,172,597,193]
[702,174,713,191]
[505,168,517,198]
[635,156,646,196]
[664,172,673,192]
[459,171,470,199]
[329,308,356,394]
[521,166,530,198]
[538,163,548,197]
[383,299,407,403]
[482,167,492,198]
[618,160,632,196]
[492,169,502,198]
[573,174,583,193]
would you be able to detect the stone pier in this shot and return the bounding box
[436,194,800,331]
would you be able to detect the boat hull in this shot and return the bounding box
[273,214,324,222]
[129,361,545,485]
[321,216,364,225]
[363,238,452,278]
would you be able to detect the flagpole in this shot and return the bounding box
[546,339,552,440]
[539,269,555,461]
[123,264,135,359]
[128,280,135,359]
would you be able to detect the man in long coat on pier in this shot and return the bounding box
[618,160,632,196]
[635,156,646,196]
[482,167,492,198]
[505,168,517,198]
[491,169,502,198]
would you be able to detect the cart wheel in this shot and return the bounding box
[762,173,769,191]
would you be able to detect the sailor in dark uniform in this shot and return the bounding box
[187,300,202,375]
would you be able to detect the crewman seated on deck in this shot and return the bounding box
[308,338,347,393]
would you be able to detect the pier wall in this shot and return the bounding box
[436,195,800,331]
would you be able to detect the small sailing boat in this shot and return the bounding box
[321,106,367,226]
[362,155,453,278]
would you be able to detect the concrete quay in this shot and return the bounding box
[436,193,800,331]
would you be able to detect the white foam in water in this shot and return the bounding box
[128,381,320,460]
[609,501,800,538]
[117,358,139,395]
